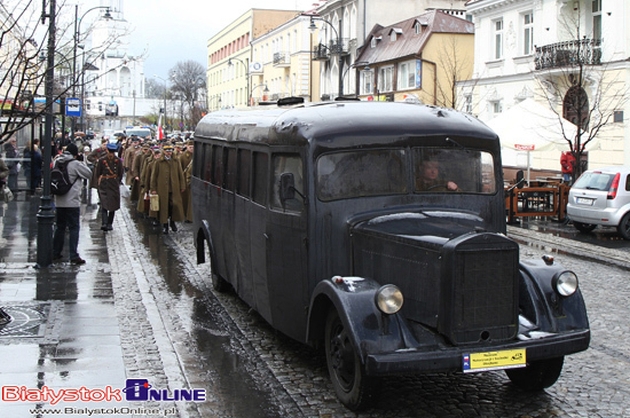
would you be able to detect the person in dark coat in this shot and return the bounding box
[94,143,124,231]
[4,137,19,193]
[23,139,43,192]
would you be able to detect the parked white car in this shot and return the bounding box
[567,167,630,239]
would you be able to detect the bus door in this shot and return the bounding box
[265,153,308,341]
[249,151,272,323]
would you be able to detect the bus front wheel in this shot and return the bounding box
[324,308,375,411]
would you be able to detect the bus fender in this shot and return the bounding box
[196,219,218,269]
[306,276,411,363]
[518,259,590,335]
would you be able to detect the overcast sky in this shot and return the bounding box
[116,0,317,79]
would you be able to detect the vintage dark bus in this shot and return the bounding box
[192,99,589,410]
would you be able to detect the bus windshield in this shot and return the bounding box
[316,147,496,201]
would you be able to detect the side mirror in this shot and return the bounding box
[280,172,296,202]
[516,170,525,189]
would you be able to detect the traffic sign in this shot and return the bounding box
[66,98,81,117]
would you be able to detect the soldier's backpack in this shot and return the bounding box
[50,160,76,195]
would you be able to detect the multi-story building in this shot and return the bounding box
[463,0,629,171]
[354,10,474,105]
[250,14,321,104]
[206,9,300,110]
[312,0,469,100]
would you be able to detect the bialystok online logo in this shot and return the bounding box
[2,379,206,405]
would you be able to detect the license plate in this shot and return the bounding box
[462,349,526,373]
[576,197,594,205]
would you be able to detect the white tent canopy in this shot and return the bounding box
[484,98,577,169]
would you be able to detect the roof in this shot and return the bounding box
[195,101,498,149]
[356,10,474,65]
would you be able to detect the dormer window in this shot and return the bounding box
[390,28,403,42]
[370,36,382,48]
[414,21,421,34]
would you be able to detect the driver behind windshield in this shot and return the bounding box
[416,158,459,191]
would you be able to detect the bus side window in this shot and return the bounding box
[252,151,268,206]
[271,153,303,212]
[212,146,223,187]
[202,143,213,183]
[237,149,251,198]
[225,148,237,191]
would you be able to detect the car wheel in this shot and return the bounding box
[325,308,375,411]
[617,213,630,240]
[505,357,564,391]
[573,221,597,233]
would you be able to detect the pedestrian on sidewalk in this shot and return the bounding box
[94,143,123,231]
[23,139,43,193]
[4,136,19,194]
[52,143,93,265]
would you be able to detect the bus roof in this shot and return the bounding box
[194,101,499,148]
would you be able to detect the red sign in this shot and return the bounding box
[515,144,535,151]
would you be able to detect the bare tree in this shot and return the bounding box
[435,35,475,110]
[1,0,131,145]
[534,4,629,179]
[169,60,207,129]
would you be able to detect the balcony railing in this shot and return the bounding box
[273,52,290,67]
[312,38,351,61]
[535,38,602,70]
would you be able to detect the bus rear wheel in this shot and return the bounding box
[324,308,375,411]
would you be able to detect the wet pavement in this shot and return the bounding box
[0,193,127,417]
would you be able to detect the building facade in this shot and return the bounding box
[83,5,153,133]
[354,10,474,105]
[312,0,469,100]
[206,9,300,110]
[462,0,630,171]
[250,14,321,104]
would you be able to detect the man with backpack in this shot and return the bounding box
[52,143,93,265]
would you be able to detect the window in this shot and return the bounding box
[522,12,534,55]
[491,100,503,115]
[271,154,304,212]
[494,19,504,60]
[237,149,251,197]
[317,150,407,201]
[592,0,602,39]
[413,148,496,194]
[378,66,394,92]
[360,70,374,95]
[212,145,223,186]
[252,151,268,205]
[225,148,237,191]
[414,22,421,35]
[464,95,473,114]
[397,60,417,90]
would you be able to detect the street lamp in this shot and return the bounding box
[227,57,250,107]
[72,5,112,134]
[308,15,345,98]
[36,0,57,268]
[250,83,269,105]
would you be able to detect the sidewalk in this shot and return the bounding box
[0,192,127,416]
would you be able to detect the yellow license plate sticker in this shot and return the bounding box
[462,349,526,373]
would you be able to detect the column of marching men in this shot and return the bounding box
[90,134,194,235]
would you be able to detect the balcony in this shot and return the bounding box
[273,52,290,67]
[312,38,351,61]
[535,38,602,70]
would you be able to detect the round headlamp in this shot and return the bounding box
[375,284,404,314]
[552,271,578,297]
